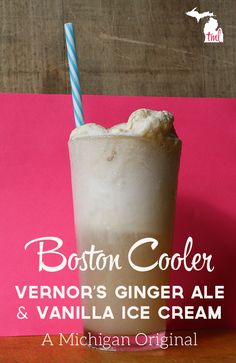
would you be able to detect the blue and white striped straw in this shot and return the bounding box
[64,22,84,127]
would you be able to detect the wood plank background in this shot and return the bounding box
[0,0,235,97]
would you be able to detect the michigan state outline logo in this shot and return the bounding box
[186,7,224,43]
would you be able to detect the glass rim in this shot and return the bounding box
[68,134,182,145]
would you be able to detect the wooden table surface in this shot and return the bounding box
[0,330,235,363]
[0,0,235,97]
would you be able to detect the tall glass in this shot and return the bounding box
[69,134,181,351]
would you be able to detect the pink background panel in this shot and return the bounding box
[0,93,235,336]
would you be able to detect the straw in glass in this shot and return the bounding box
[64,22,84,127]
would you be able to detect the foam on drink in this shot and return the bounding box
[70,108,179,139]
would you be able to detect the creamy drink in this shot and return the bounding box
[69,109,181,350]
